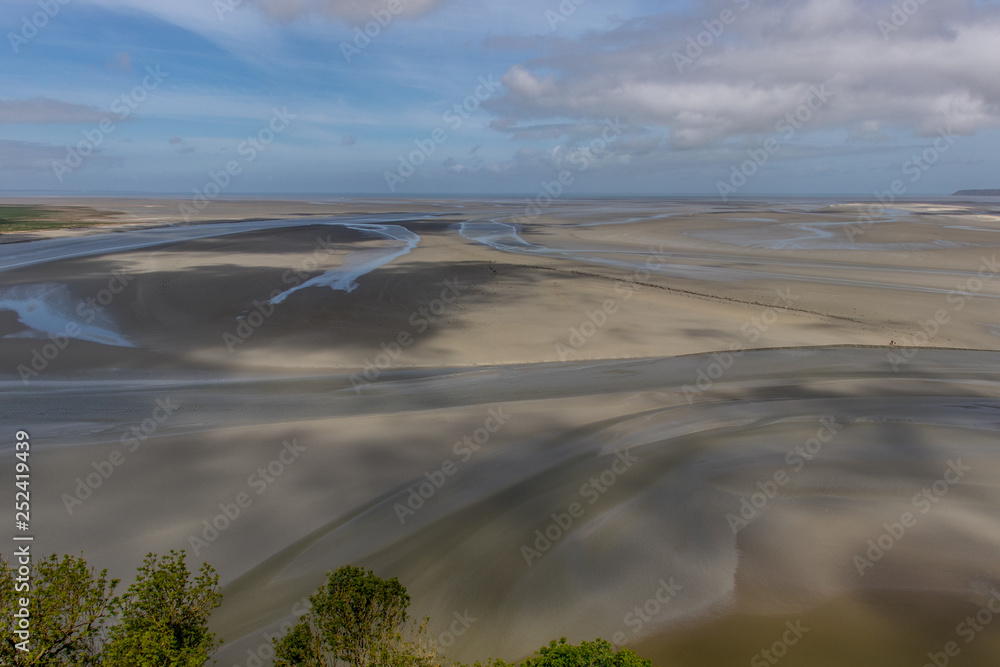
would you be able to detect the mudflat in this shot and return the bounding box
[2,196,999,666]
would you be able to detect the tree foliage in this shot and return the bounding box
[4,552,656,667]
[485,638,652,667]
[0,550,220,667]
[272,618,326,667]
[274,565,440,667]
[102,550,222,667]
[0,553,119,666]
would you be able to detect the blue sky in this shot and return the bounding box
[2,0,999,196]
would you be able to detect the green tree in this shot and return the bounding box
[272,620,325,667]
[485,638,652,667]
[273,565,440,667]
[102,550,222,667]
[0,553,119,666]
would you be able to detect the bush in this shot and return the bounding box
[0,553,119,666]
[274,565,441,667]
[102,550,222,667]
[4,552,656,667]
[483,637,652,667]
[0,550,220,667]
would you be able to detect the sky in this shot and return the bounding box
[1,0,999,196]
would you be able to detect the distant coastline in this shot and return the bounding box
[953,189,1000,196]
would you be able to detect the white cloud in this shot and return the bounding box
[491,0,1000,149]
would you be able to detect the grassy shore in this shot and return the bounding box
[0,205,121,234]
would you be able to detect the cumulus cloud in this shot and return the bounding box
[0,98,112,124]
[491,0,1000,149]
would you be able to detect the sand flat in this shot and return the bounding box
[2,197,1000,666]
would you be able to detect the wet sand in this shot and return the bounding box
[2,197,1000,666]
